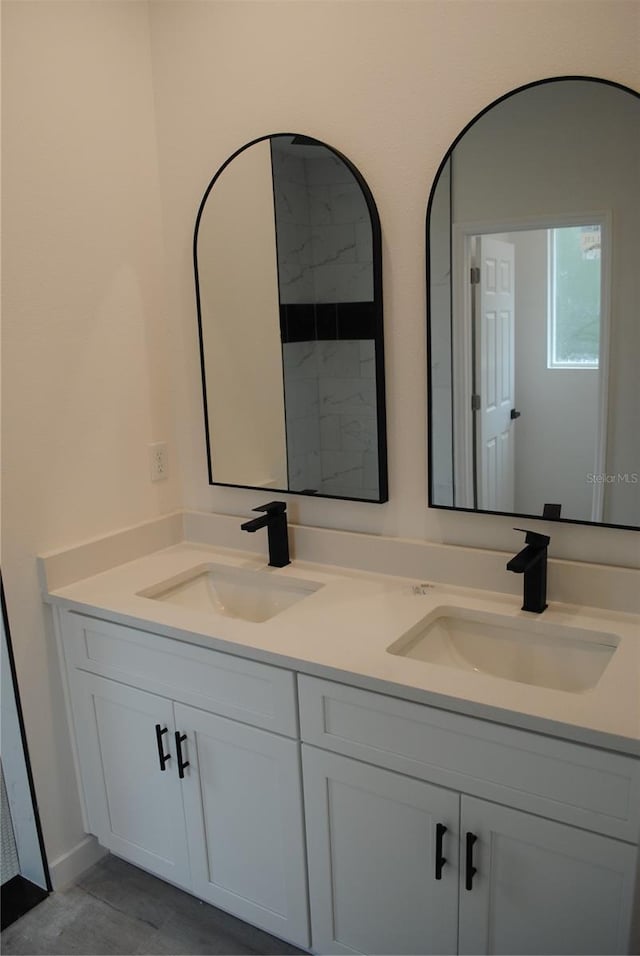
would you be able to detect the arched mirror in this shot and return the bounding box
[195,134,387,502]
[427,77,639,529]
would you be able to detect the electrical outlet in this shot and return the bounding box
[149,442,168,482]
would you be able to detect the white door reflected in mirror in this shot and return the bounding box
[456,223,605,521]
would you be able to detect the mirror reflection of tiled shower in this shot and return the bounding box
[271,138,380,500]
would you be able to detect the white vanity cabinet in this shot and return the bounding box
[302,746,460,955]
[55,606,640,956]
[457,796,637,956]
[57,611,310,949]
[299,676,640,956]
[68,672,192,890]
[174,700,308,940]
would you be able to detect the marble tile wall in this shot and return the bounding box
[282,340,379,499]
[272,140,379,499]
[271,146,315,303]
[271,143,373,306]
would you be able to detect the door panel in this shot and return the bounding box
[303,745,459,955]
[458,795,636,955]
[175,703,309,949]
[69,672,191,889]
[476,237,515,511]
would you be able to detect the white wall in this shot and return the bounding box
[148,0,639,566]
[2,0,178,870]
[3,0,639,876]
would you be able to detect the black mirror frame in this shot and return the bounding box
[194,132,388,504]
[425,75,640,532]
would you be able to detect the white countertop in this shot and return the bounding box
[44,541,640,756]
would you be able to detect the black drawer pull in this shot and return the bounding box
[435,823,447,880]
[155,724,170,771]
[175,731,190,779]
[465,832,478,891]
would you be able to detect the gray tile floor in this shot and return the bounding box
[1,855,306,955]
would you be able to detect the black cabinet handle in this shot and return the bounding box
[175,731,190,779]
[155,724,170,771]
[435,823,447,880]
[510,408,521,420]
[465,832,478,890]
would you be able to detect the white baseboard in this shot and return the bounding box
[48,835,107,890]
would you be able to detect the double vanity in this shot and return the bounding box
[151,77,640,952]
[100,75,638,952]
[41,520,640,955]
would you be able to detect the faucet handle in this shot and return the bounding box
[253,501,287,516]
[513,528,550,547]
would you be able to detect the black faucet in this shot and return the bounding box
[241,501,290,567]
[506,528,550,613]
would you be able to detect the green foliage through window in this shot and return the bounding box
[548,225,601,368]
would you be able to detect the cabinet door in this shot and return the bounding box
[458,795,637,955]
[174,703,309,949]
[69,672,191,889]
[302,745,459,955]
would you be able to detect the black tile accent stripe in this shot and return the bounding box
[280,301,376,342]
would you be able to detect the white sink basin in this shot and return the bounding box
[139,563,323,623]
[387,607,618,693]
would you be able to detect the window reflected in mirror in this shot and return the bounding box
[548,225,601,370]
